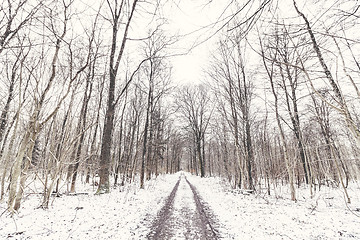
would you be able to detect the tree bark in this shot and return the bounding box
[97,0,138,194]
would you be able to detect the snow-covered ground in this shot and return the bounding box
[0,174,179,239]
[1,172,360,239]
[189,173,360,239]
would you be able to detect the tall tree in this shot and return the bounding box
[293,0,360,148]
[209,36,255,190]
[259,33,297,201]
[140,30,173,188]
[97,0,139,194]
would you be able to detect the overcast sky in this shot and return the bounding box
[162,1,234,85]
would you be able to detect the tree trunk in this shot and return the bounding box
[140,84,152,188]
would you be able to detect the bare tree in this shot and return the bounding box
[208,35,255,190]
[140,30,173,188]
[175,85,212,178]
[293,0,360,149]
[7,0,91,212]
[97,0,144,194]
[0,0,42,54]
[259,33,297,201]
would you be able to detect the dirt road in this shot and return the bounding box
[147,174,220,240]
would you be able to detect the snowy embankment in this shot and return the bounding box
[0,173,180,239]
[187,173,360,239]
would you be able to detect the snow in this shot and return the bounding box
[171,176,203,239]
[1,172,360,239]
[0,174,179,239]
[187,173,360,240]
[172,178,196,238]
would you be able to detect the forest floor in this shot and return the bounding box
[1,172,360,239]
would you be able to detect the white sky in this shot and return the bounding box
[162,1,234,85]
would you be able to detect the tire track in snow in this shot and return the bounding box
[147,177,181,239]
[147,174,220,240]
[185,177,220,239]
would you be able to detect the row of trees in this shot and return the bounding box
[175,0,360,202]
[0,0,184,212]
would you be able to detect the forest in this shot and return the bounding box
[0,0,359,233]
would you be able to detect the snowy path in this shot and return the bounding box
[147,174,220,240]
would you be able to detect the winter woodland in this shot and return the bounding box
[0,0,360,239]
